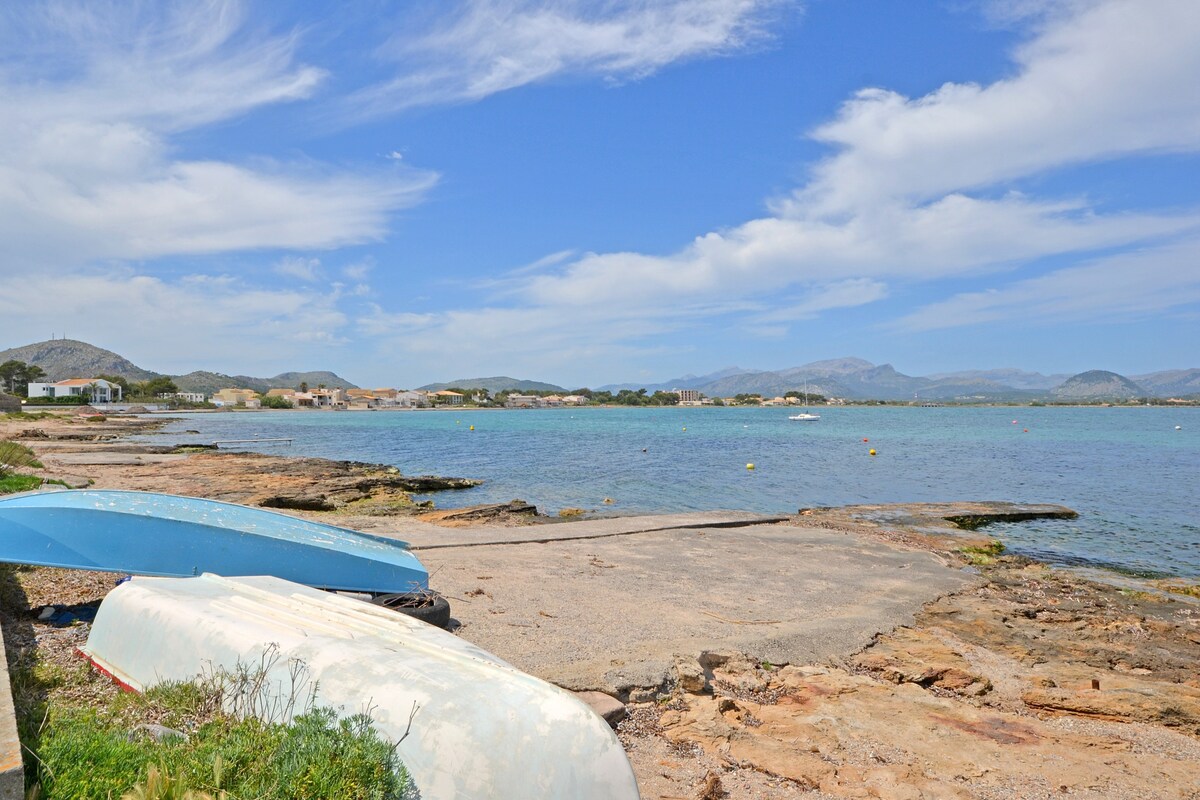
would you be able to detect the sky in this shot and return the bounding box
[0,0,1198,389]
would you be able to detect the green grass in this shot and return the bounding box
[0,474,41,494]
[0,440,42,470]
[32,688,408,799]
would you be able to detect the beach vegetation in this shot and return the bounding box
[1157,582,1200,599]
[959,540,1006,566]
[15,649,408,800]
[0,473,42,494]
[260,395,294,409]
[3,410,56,421]
[0,440,42,475]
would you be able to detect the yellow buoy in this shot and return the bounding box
[469,425,475,431]
[869,449,877,456]
[682,426,687,431]
[746,463,755,470]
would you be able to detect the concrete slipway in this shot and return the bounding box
[369,512,979,697]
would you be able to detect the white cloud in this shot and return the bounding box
[343,0,787,118]
[793,0,1200,215]
[894,236,1200,332]
[0,270,351,373]
[363,0,1200,370]
[274,256,322,282]
[0,1,437,274]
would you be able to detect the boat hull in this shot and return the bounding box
[0,489,427,593]
[81,574,640,800]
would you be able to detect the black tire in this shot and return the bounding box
[371,593,452,629]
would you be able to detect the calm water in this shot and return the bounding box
[143,406,1200,578]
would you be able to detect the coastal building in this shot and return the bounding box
[210,387,259,407]
[542,395,564,407]
[561,395,589,406]
[157,392,206,403]
[673,388,702,403]
[432,390,464,406]
[28,378,123,403]
[505,394,540,408]
[371,388,400,406]
[395,390,429,408]
[293,388,348,408]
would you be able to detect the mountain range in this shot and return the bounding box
[418,377,566,393]
[0,340,359,395]
[598,359,1200,401]
[2,339,1197,401]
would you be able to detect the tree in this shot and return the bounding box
[138,377,178,397]
[261,395,293,409]
[298,382,309,393]
[0,360,46,397]
[0,361,21,394]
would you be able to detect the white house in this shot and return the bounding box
[395,391,429,408]
[28,378,123,403]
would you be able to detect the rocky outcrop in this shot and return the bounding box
[417,500,540,525]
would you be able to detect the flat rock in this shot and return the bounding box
[574,691,627,726]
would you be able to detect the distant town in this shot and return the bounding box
[11,373,845,409]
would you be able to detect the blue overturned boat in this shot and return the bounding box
[0,489,428,593]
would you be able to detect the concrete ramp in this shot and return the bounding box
[414,520,977,696]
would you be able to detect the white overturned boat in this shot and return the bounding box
[81,574,640,800]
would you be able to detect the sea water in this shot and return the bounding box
[144,405,1200,579]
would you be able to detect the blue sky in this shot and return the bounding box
[1,0,1197,388]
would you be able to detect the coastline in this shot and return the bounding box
[2,410,1199,798]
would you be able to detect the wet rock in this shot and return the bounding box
[389,475,481,492]
[259,494,337,512]
[419,500,539,524]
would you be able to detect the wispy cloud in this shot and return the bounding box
[343,0,788,118]
[894,236,1200,332]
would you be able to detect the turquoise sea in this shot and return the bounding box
[146,406,1200,579]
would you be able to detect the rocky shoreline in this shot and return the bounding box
[2,410,1199,799]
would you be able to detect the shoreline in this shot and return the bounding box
[3,410,1200,798]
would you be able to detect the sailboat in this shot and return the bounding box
[788,380,821,421]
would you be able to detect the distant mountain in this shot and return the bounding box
[926,368,1070,392]
[0,339,357,394]
[1131,368,1200,398]
[0,339,158,382]
[597,366,762,393]
[173,370,359,395]
[1050,370,1146,400]
[419,376,567,393]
